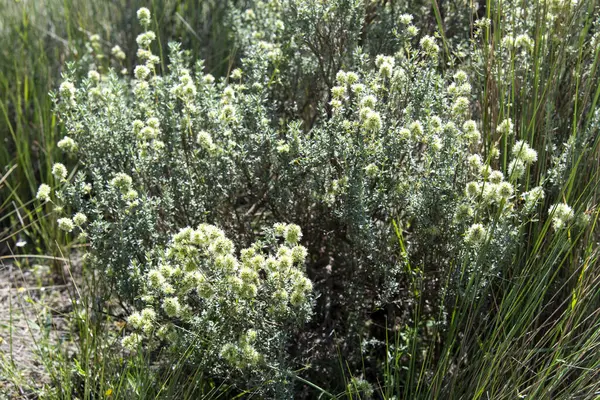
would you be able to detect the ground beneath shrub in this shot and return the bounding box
[0,259,75,398]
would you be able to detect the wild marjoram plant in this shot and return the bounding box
[34,1,599,397]
[123,222,312,391]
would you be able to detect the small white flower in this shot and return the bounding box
[57,217,74,232]
[291,246,308,264]
[490,146,500,159]
[512,140,537,164]
[146,117,160,129]
[420,35,439,56]
[549,203,574,230]
[468,154,482,170]
[431,135,443,151]
[398,127,411,140]
[230,68,242,80]
[122,333,142,351]
[463,120,477,133]
[57,136,77,152]
[497,181,514,199]
[399,14,413,24]
[203,74,215,84]
[87,70,100,82]
[111,45,126,60]
[429,116,443,133]
[515,34,534,51]
[284,224,302,245]
[465,223,486,245]
[508,159,526,180]
[365,163,379,178]
[73,213,87,226]
[360,95,377,109]
[351,83,365,95]
[453,70,468,84]
[452,97,469,117]
[276,140,290,154]
[523,186,545,211]
[489,170,504,184]
[52,163,68,181]
[137,49,152,60]
[335,70,347,85]
[36,184,51,202]
[137,7,151,26]
[162,297,181,317]
[331,85,346,99]
[134,65,150,80]
[379,62,393,78]
[197,131,216,152]
[220,104,236,121]
[110,172,133,191]
[497,118,514,136]
[375,55,395,68]
[409,120,424,138]
[466,181,481,197]
[362,110,382,132]
[346,72,359,85]
[136,31,156,48]
[59,81,76,102]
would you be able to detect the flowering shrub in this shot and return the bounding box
[121,223,311,389]
[37,1,598,395]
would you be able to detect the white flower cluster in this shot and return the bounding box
[57,136,77,153]
[111,45,126,61]
[522,186,545,212]
[122,223,312,371]
[52,163,68,181]
[375,55,395,78]
[136,7,151,27]
[58,80,76,106]
[330,68,385,134]
[549,203,574,230]
[171,68,197,102]
[497,118,514,136]
[459,131,545,248]
[109,172,133,192]
[57,212,87,233]
[509,140,537,181]
[36,184,51,202]
[464,223,487,245]
[419,35,439,58]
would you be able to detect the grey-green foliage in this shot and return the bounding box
[40,0,593,393]
[0,0,242,248]
[121,222,312,393]
[228,0,475,129]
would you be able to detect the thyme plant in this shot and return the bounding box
[34,1,598,396]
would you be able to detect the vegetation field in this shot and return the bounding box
[1,0,600,398]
